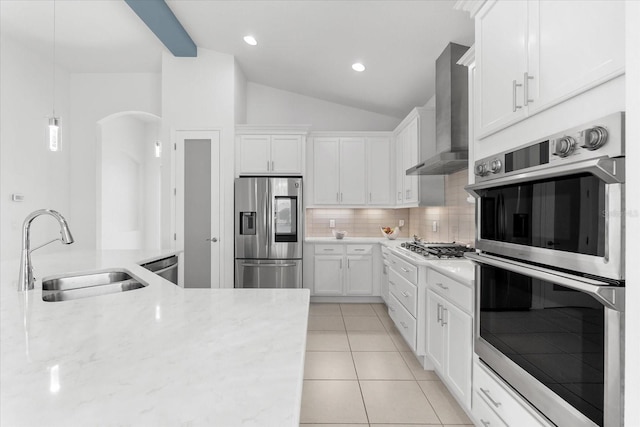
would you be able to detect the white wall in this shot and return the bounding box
[0,36,71,262]
[234,60,247,124]
[624,0,639,423]
[98,114,161,250]
[246,82,401,131]
[161,48,236,287]
[69,73,161,250]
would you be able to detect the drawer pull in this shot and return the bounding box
[400,291,409,298]
[391,259,397,264]
[389,306,396,312]
[400,321,409,329]
[354,249,365,252]
[389,281,397,287]
[480,387,502,408]
[323,249,334,252]
[441,308,448,326]
[400,267,410,273]
[436,282,449,290]
[480,419,491,427]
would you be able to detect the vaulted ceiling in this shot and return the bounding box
[0,1,474,118]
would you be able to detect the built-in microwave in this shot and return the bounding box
[466,112,625,281]
[467,252,624,427]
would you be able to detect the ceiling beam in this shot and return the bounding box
[125,0,197,57]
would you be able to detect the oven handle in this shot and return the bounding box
[465,252,624,311]
[465,157,624,197]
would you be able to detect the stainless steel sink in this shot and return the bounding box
[42,270,147,302]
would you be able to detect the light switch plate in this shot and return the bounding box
[399,220,405,227]
[329,219,335,228]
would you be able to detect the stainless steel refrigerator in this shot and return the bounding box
[234,177,303,288]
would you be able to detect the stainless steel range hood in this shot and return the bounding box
[407,43,469,175]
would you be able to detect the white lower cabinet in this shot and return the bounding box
[387,293,416,350]
[311,244,373,296]
[426,270,473,408]
[387,252,420,353]
[473,361,553,427]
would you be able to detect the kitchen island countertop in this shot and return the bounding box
[0,249,309,426]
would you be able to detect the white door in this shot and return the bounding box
[175,130,221,288]
[271,135,302,174]
[345,256,373,295]
[443,302,472,407]
[476,0,528,137]
[367,136,392,205]
[426,290,445,372]
[313,137,340,204]
[239,135,270,174]
[313,256,343,295]
[339,137,366,205]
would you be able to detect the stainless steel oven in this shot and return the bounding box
[467,252,624,427]
[466,112,625,281]
[465,113,626,427]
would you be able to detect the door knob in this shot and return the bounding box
[206,237,218,242]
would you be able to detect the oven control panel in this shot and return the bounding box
[473,112,625,182]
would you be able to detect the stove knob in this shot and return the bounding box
[581,126,608,151]
[553,136,576,158]
[475,163,488,176]
[489,159,502,174]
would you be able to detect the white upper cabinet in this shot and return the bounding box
[476,0,528,136]
[475,0,625,138]
[235,126,308,176]
[313,137,341,204]
[393,107,442,207]
[339,137,367,205]
[367,136,392,205]
[311,133,393,206]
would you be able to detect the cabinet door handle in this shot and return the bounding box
[400,321,409,329]
[397,191,402,201]
[340,259,343,269]
[400,291,409,298]
[267,160,270,171]
[389,280,397,287]
[437,303,442,323]
[480,388,502,408]
[347,259,350,269]
[524,72,534,106]
[401,267,409,273]
[480,420,491,427]
[512,79,523,112]
[336,192,339,202]
[340,193,343,202]
[441,307,448,326]
[436,282,449,290]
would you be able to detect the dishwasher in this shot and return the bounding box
[140,255,179,285]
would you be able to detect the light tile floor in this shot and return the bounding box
[301,303,473,427]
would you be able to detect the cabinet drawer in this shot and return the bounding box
[428,269,472,313]
[474,362,551,427]
[347,245,372,255]
[314,244,345,255]
[473,390,508,427]
[388,268,418,317]
[388,253,418,284]
[387,293,416,351]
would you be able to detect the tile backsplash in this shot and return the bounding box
[306,169,475,245]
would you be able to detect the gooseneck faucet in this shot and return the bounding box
[18,209,74,292]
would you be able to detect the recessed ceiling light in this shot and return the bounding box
[244,35,258,46]
[352,63,365,72]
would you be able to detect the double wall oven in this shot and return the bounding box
[466,113,625,427]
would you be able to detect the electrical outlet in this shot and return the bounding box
[329,219,335,228]
[399,220,405,227]
[432,221,438,232]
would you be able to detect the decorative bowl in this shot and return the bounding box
[381,226,400,240]
[332,230,347,240]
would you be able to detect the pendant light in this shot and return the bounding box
[46,0,60,152]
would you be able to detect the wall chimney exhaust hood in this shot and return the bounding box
[407,43,469,176]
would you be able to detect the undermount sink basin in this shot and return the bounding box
[42,270,147,302]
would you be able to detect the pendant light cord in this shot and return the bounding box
[52,0,56,117]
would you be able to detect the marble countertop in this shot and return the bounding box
[0,249,309,426]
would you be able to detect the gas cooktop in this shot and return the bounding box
[398,241,474,259]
